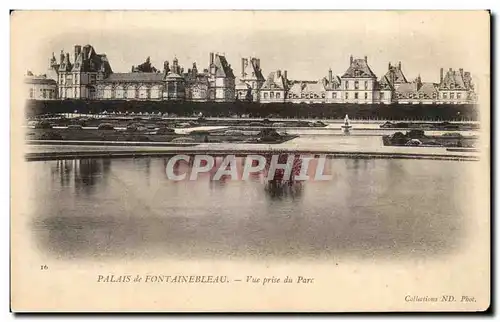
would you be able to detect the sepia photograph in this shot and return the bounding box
[10,10,491,312]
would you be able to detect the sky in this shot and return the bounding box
[12,11,490,84]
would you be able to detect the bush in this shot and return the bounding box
[190,130,210,136]
[40,131,63,140]
[67,124,83,130]
[126,123,138,132]
[156,127,176,135]
[34,120,52,129]
[407,129,425,139]
[390,132,407,145]
[259,128,280,137]
[98,123,115,131]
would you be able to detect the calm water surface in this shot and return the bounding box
[26,157,472,260]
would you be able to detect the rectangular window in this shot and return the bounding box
[264,93,268,99]
[380,92,384,100]
[42,90,47,99]
[364,81,368,89]
[450,93,455,99]
[276,92,280,99]
[457,93,462,99]
[270,92,274,99]
[354,81,359,89]
[345,82,349,90]
[29,89,33,98]
[345,92,348,99]
[443,93,447,99]
[364,92,368,99]
[332,92,337,99]
[354,92,359,99]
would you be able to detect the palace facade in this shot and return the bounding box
[39,44,477,104]
[24,71,58,100]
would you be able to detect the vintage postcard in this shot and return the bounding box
[10,10,490,312]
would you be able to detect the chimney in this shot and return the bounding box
[459,68,464,77]
[241,58,246,77]
[440,68,444,83]
[210,52,214,65]
[328,68,332,83]
[364,56,368,63]
[277,70,282,78]
[257,58,260,69]
[350,55,353,64]
[74,45,81,62]
[65,53,70,64]
[449,67,452,72]
[398,61,401,69]
[60,50,65,64]
[284,70,288,81]
[388,62,391,70]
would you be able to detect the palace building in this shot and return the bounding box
[39,45,476,105]
[236,57,265,102]
[259,70,290,103]
[24,71,58,100]
[208,52,236,102]
[50,44,113,100]
[437,68,476,104]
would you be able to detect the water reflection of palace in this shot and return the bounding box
[50,159,111,194]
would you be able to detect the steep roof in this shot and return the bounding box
[99,72,164,83]
[342,58,377,79]
[439,69,469,90]
[213,54,235,78]
[164,72,184,80]
[396,82,418,95]
[261,71,287,90]
[396,81,438,98]
[304,80,326,93]
[417,82,438,97]
[70,45,113,74]
[241,58,265,81]
[378,75,395,90]
[288,79,326,95]
[288,82,303,95]
[380,63,408,86]
[235,79,251,90]
[58,53,73,72]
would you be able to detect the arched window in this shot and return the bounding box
[354,81,359,89]
[115,86,124,99]
[138,85,148,99]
